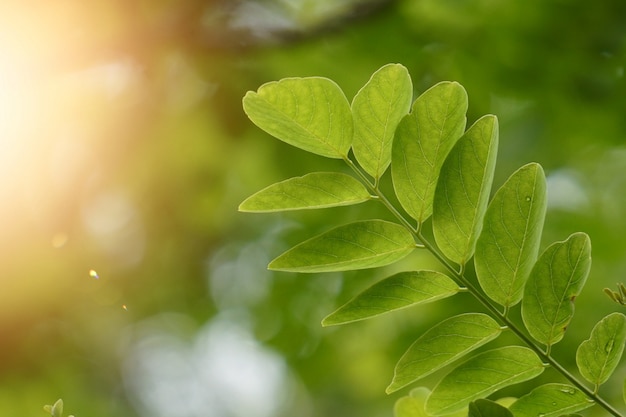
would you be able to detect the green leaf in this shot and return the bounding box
[468,399,513,417]
[352,63,413,179]
[238,172,370,212]
[322,270,459,326]
[394,388,466,417]
[387,313,502,393]
[425,346,544,415]
[47,399,63,417]
[394,387,431,417]
[521,233,592,347]
[391,81,468,224]
[269,220,415,273]
[474,163,547,307]
[508,384,593,417]
[433,115,499,265]
[576,312,626,386]
[243,77,352,158]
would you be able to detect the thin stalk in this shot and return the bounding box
[344,158,623,417]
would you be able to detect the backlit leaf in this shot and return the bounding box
[474,163,547,307]
[322,270,459,326]
[352,63,413,179]
[387,313,502,393]
[391,82,468,224]
[394,388,430,417]
[468,399,513,417]
[243,77,352,158]
[425,346,544,415]
[508,384,593,417]
[238,172,370,212]
[576,312,626,386]
[521,233,592,346]
[394,388,466,417]
[49,399,63,417]
[269,220,415,273]
[433,115,499,265]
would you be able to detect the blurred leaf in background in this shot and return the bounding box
[0,0,625,416]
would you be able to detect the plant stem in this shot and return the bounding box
[344,158,624,417]
[419,231,623,417]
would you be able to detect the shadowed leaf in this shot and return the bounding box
[468,399,513,417]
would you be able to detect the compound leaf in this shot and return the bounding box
[521,233,592,347]
[243,77,352,158]
[433,115,499,265]
[508,384,593,417]
[269,220,415,273]
[391,82,468,224]
[468,399,513,417]
[352,63,413,179]
[474,163,547,307]
[322,270,459,326]
[238,172,370,212]
[425,346,544,415]
[387,313,502,394]
[576,312,626,387]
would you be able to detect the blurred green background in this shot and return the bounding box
[0,0,625,416]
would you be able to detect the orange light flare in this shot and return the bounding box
[0,3,150,323]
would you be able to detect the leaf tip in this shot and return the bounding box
[385,383,399,395]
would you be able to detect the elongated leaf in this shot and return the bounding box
[352,63,413,179]
[576,312,626,386]
[433,115,499,265]
[391,82,468,224]
[238,172,370,212]
[508,384,593,417]
[387,313,502,393]
[322,271,459,326]
[468,399,513,417]
[425,346,544,415]
[269,220,415,273]
[521,233,592,346]
[243,77,352,158]
[474,163,547,307]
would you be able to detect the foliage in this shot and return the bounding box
[240,64,626,416]
[43,399,74,417]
